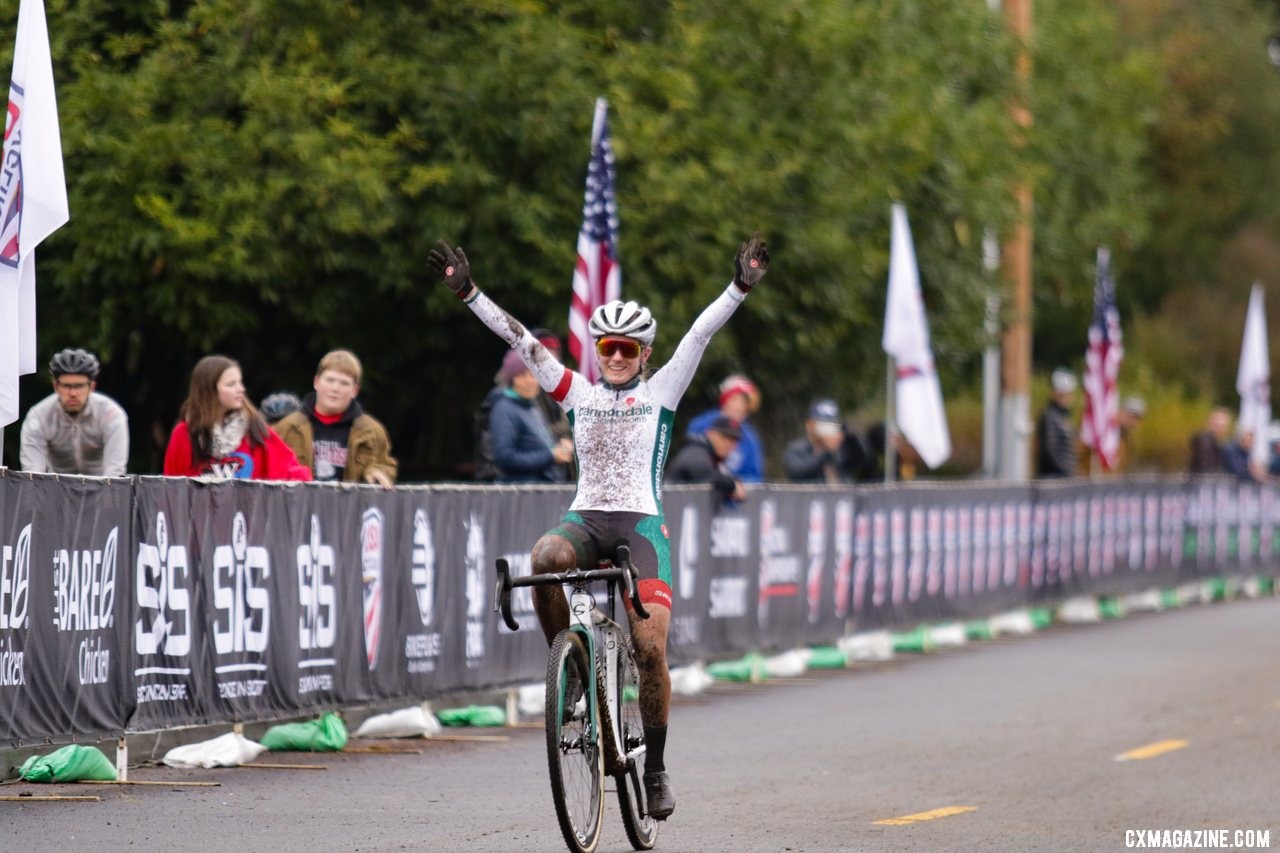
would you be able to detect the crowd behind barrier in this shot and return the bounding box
[0,469,1274,749]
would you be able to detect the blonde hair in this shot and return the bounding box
[316,349,362,384]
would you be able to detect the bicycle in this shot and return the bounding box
[496,542,659,853]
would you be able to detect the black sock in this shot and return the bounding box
[643,725,667,774]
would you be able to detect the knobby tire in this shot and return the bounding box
[546,630,604,853]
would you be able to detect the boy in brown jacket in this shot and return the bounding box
[276,349,398,487]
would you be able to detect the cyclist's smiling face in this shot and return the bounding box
[596,337,650,385]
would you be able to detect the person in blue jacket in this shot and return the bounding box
[489,349,575,483]
[685,374,765,482]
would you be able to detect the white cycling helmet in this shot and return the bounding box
[588,300,657,346]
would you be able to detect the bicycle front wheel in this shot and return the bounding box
[613,639,658,850]
[546,629,604,853]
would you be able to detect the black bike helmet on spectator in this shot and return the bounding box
[260,391,303,424]
[588,300,657,346]
[49,348,100,381]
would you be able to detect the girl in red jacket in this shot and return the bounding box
[163,355,312,481]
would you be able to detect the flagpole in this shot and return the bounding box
[885,356,897,484]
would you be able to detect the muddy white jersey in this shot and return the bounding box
[464,282,746,515]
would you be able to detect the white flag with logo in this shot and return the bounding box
[883,203,951,469]
[0,0,69,428]
[1236,283,1270,469]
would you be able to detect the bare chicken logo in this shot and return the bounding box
[0,524,31,687]
[54,527,119,687]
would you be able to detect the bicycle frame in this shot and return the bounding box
[495,547,650,768]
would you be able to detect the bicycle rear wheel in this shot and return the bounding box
[546,630,604,853]
[612,640,658,850]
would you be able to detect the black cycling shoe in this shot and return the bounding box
[643,771,675,820]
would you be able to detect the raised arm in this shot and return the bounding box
[651,234,769,409]
[428,240,576,400]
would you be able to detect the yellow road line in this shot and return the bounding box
[874,805,977,826]
[1113,739,1188,761]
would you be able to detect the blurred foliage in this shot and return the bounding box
[0,0,1273,478]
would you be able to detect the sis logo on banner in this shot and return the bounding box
[213,512,270,656]
[296,514,336,695]
[297,515,336,654]
[134,513,192,704]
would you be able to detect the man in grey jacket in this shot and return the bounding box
[1035,368,1078,478]
[20,348,129,476]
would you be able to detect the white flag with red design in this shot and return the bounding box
[1236,283,1270,469]
[883,203,951,469]
[0,0,68,428]
[568,98,620,384]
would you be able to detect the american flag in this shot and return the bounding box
[1080,246,1123,470]
[568,98,620,384]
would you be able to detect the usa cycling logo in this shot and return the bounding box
[0,83,25,269]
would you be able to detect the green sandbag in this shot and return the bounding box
[1098,597,1123,619]
[707,652,765,683]
[436,705,506,727]
[806,646,847,670]
[891,626,934,653]
[18,744,117,783]
[965,620,994,641]
[1258,576,1276,595]
[1159,588,1182,609]
[1028,607,1054,629]
[260,711,349,752]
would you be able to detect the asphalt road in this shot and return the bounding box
[6,597,1279,853]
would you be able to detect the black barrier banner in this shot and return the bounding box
[0,472,133,748]
[7,469,1280,744]
[453,486,575,692]
[384,488,451,697]
[131,477,209,730]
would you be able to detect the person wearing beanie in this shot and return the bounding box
[488,349,574,483]
[1035,368,1078,478]
[684,373,766,482]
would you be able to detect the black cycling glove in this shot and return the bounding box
[733,232,769,293]
[428,240,476,299]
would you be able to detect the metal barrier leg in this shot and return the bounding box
[115,736,128,781]
[505,688,518,726]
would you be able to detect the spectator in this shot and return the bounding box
[1268,422,1280,478]
[163,355,311,481]
[260,392,303,426]
[489,349,574,483]
[276,349,397,487]
[866,420,916,481]
[685,374,765,483]
[474,328,574,482]
[1116,396,1145,472]
[1189,407,1231,474]
[1035,368,1078,478]
[1080,394,1146,475]
[783,398,872,484]
[1223,427,1265,482]
[20,347,129,476]
[668,414,746,503]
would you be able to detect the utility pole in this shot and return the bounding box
[998,0,1034,481]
